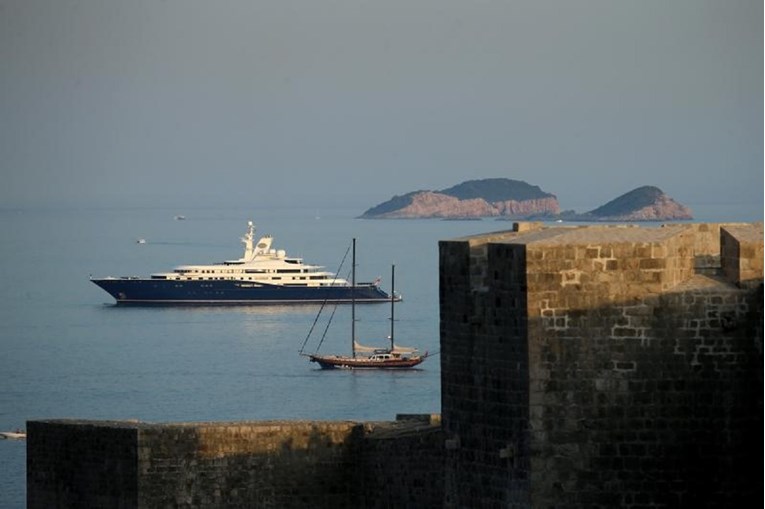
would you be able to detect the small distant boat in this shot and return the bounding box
[0,429,26,440]
[174,215,186,220]
[136,238,147,244]
[301,242,429,370]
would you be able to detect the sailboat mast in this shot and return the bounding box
[351,238,356,358]
[390,264,395,351]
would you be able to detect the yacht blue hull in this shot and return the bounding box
[91,278,395,305]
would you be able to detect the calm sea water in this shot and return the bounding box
[0,201,758,507]
[0,205,497,507]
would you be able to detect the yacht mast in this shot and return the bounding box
[389,265,395,351]
[351,238,356,358]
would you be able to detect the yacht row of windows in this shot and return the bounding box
[172,283,317,289]
[154,275,329,281]
[174,268,314,275]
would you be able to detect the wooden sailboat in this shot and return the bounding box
[302,239,428,370]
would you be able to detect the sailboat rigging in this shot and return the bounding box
[300,239,429,370]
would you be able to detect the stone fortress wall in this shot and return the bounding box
[28,222,763,508]
[439,222,762,507]
[27,416,444,509]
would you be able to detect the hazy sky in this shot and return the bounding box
[1,0,762,213]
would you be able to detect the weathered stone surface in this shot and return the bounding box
[27,420,139,509]
[721,223,764,287]
[439,222,762,508]
[27,418,443,509]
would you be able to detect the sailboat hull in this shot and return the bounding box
[307,354,427,370]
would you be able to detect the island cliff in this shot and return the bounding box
[360,178,560,219]
[361,180,692,221]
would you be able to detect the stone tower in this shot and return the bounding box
[439,222,763,508]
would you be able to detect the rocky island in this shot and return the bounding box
[360,179,693,221]
[564,185,693,221]
[359,179,560,219]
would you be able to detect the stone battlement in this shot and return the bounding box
[28,222,763,508]
[439,222,763,507]
[28,417,443,508]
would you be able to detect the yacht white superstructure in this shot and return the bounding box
[149,221,348,288]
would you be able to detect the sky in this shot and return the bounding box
[1,0,762,215]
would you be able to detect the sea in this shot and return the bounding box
[0,201,759,507]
